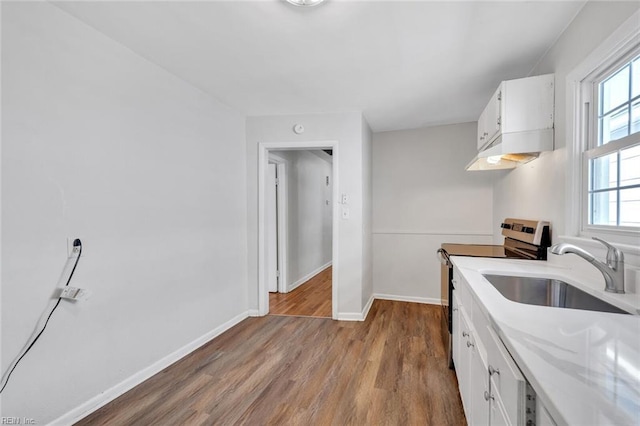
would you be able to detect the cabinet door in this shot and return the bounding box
[484,86,501,146]
[485,327,526,425]
[469,336,490,426]
[456,307,473,420]
[477,107,488,150]
[489,393,511,426]
[477,86,501,151]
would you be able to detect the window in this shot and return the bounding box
[584,50,640,232]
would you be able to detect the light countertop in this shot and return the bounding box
[450,256,640,426]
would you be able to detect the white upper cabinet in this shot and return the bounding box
[477,87,501,150]
[477,74,554,152]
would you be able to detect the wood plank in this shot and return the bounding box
[75,301,466,426]
[269,266,332,318]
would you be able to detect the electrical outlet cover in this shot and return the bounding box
[66,237,82,258]
[60,287,90,301]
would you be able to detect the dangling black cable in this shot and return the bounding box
[0,239,82,394]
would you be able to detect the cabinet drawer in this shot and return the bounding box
[486,326,525,425]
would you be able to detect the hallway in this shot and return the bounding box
[269,266,332,318]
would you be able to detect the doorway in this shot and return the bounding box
[258,141,339,319]
[266,150,333,318]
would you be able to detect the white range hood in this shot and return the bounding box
[466,128,554,171]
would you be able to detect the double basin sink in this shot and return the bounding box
[482,274,629,315]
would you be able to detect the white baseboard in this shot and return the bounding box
[336,312,366,321]
[373,293,440,305]
[362,293,375,319]
[336,293,438,321]
[247,309,261,317]
[49,311,250,426]
[287,261,332,292]
[336,293,374,321]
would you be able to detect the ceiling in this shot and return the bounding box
[53,0,585,133]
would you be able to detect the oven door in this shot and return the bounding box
[437,248,453,368]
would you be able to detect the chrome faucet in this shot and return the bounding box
[550,237,625,293]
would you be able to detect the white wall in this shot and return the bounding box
[275,151,332,289]
[246,112,368,318]
[492,1,640,244]
[372,123,495,301]
[1,2,247,423]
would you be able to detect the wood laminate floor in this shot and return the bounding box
[75,300,465,426]
[269,266,332,318]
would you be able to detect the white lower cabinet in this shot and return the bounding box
[453,290,489,425]
[453,269,540,426]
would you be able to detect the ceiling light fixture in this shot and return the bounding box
[286,0,326,7]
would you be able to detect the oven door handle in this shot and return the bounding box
[437,248,451,266]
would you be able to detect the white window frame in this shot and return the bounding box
[566,10,640,246]
[584,50,640,231]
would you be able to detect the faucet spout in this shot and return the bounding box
[549,238,625,294]
[550,243,596,261]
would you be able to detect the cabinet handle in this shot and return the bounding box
[452,307,458,312]
[488,365,500,376]
[462,331,469,337]
[484,390,494,401]
[466,341,474,348]
[480,136,485,141]
[483,132,488,136]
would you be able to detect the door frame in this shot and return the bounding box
[258,141,339,319]
[268,153,288,294]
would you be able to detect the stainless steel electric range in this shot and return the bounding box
[437,218,551,368]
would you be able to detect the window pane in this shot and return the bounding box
[620,144,640,187]
[590,190,617,226]
[632,56,640,98]
[600,105,629,145]
[601,64,629,114]
[590,152,617,191]
[632,99,640,134]
[619,187,640,227]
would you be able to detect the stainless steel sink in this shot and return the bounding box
[482,274,629,315]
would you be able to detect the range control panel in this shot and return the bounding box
[500,218,550,246]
